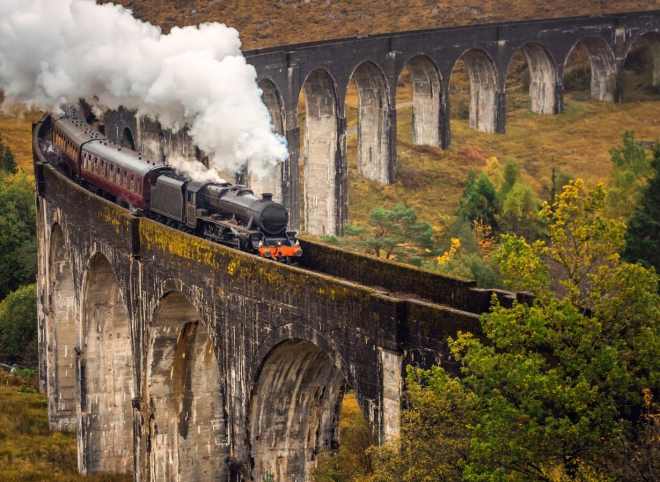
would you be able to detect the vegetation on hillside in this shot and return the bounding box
[0,140,38,368]
[103,0,657,49]
[315,179,660,481]
[0,370,131,482]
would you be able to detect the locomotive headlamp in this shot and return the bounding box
[277,241,282,246]
[264,249,272,258]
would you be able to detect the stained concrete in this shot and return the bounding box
[47,224,77,431]
[407,55,443,147]
[36,111,518,480]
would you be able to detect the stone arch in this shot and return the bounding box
[564,37,616,102]
[452,49,499,133]
[147,291,227,482]
[250,78,286,201]
[81,253,134,474]
[623,31,660,90]
[405,55,444,146]
[300,68,339,236]
[508,43,558,114]
[350,61,392,184]
[248,337,354,481]
[47,223,77,431]
[120,127,135,150]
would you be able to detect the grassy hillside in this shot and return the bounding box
[104,0,657,49]
[0,371,131,482]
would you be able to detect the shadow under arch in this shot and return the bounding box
[81,252,134,474]
[349,60,392,184]
[403,54,444,147]
[248,324,364,482]
[47,223,77,431]
[506,42,558,114]
[147,291,228,481]
[621,31,660,99]
[250,78,286,201]
[299,67,340,236]
[450,48,499,133]
[564,37,616,102]
[120,126,135,150]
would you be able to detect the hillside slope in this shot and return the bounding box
[104,0,657,49]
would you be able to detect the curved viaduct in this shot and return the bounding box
[34,114,529,481]
[98,10,660,237]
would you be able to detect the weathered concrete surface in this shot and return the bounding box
[93,11,660,235]
[34,113,531,481]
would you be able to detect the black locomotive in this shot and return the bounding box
[51,114,301,261]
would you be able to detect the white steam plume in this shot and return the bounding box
[0,0,288,179]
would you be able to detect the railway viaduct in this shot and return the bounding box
[97,10,660,237]
[34,114,530,481]
[36,11,659,482]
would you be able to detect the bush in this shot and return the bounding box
[0,284,38,367]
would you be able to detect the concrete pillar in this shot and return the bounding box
[521,43,558,115]
[440,93,451,149]
[462,49,499,133]
[387,107,397,184]
[353,62,391,185]
[379,348,403,442]
[336,116,348,235]
[284,127,301,232]
[555,82,565,114]
[495,92,506,134]
[408,55,443,147]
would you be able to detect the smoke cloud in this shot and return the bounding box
[0,0,288,178]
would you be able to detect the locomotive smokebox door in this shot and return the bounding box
[186,181,209,229]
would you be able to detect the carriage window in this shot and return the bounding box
[123,170,127,188]
[137,178,142,194]
[187,192,193,203]
[130,174,135,192]
[116,168,120,184]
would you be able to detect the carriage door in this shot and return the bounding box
[186,190,197,228]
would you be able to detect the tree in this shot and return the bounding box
[0,284,38,366]
[453,180,660,480]
[369,180,660,481]
[605,130,651,219]
[456,171,500,232]
[368,367,474,482]
[624,144,660,273]
[0,172,38,299]
[339,205,434,262]
[0,135,17,175]
[498,182,541,240]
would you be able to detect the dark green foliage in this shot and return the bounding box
[606,130,651,219]
[624,145,660,272]
[340,205,434,262]
[0,284,38,367]
[0,172,37,300]
[456,170,500,231]
[0,135,17,175]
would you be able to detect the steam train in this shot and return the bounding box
[51,114,302,262]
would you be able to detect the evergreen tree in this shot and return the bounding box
[624,145,660,272]
[0,135,17,174]
[456,171,500,231]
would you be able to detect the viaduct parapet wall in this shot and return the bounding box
[96,11,660,237]
[34,115,526,481]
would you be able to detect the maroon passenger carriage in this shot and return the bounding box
[52,115,171,210]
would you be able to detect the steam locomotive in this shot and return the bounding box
[51,114,302,262]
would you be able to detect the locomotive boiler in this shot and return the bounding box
[51,113,301,262]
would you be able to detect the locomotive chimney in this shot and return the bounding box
[262,193,273,202]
